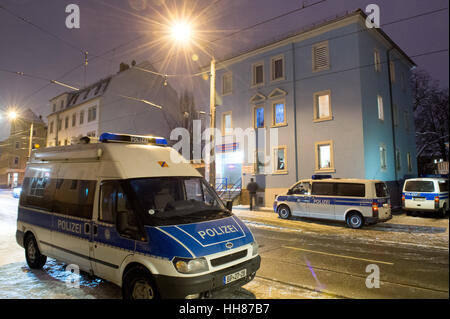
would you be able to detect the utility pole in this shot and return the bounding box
[209,58,216,187]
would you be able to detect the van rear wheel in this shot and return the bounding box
[24,234,47,269]
[122,266,159,299]
[346,212,364,229]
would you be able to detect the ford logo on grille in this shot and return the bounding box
[225,242,233,249]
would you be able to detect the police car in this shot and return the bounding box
[402,177,449,217]
[273,175,392,229]
[16,133,260,299]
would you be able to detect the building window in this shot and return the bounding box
[72,113,77,127]
[15,141,20,149]
[254,106,264,128]
[252,62,264,86]
[374,49,381,72]
[88,106,97,122]
[52,104,56,113]
[393,104,398,126]
[14,156,19,165]
[49,121,54,134]
[272,100,286,126]
[222,72,232,95]
[313,90,332,122]
[312,41,330,72]
[404,110,410,131]
[406,152,412,172]
[80,110,84,124]
[60,100,64,109]
[379,144,387,170]
[254,150,266,174]
[377,95,384,120]
[315,140,334,172]
[395,148,401,171]
[65,116,69,129]
[270,55,284,81]
[222,111,232,135]
[273,146,287,174]
[58,119,62,131]
[389,61,396,83]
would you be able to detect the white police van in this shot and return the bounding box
[16,133,260,299]
[402,177,449,217]
[273,175,392,229]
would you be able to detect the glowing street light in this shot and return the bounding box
[170,21,192,44]
[7,111,18,120]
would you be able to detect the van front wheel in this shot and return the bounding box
[122,266,159,299]
[346,212,364,229]
[24,234,47,269]
[278,205,291,220]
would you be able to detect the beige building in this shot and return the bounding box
[0,109,46,188]
[47,61,180,147]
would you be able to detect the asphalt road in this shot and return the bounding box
[0,190,448,299]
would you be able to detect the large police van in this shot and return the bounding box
[402,177,449,217]
[274,176,392,229]
[16,133,260,299]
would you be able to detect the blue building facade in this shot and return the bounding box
[212,10,417,207]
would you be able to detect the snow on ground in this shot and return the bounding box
[233,206,449,250]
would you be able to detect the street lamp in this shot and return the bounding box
[169,21,217,187]
[7,110,35,159]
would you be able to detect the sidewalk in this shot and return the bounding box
[232,205,449,250]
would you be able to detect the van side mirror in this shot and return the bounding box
[226,200,233,211]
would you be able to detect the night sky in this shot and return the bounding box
[0,0,448,139]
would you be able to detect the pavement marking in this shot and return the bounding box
[283,245,394,266]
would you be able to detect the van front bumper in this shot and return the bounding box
[153,255,261,299]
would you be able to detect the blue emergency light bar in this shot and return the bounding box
[99,132,168,145]
[311,174,332,180]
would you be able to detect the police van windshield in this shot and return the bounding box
[128,177,230,226]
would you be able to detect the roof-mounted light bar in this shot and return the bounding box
[99,132,168,146]
[311,174,332,180]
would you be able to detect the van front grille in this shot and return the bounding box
[211,249,248,267]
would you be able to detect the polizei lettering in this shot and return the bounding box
[198,225,239,240]
[57,219,82,234]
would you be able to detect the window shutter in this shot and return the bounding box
[313,43,329,71]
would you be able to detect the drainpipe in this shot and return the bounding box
[387,48,398,182]
[291,43,299,181]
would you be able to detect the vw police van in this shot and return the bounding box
[16,133,260,299]
[274,176,392,229]
[402,177,449,217]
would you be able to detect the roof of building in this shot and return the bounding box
[208,9,416,69]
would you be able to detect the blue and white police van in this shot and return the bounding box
[16,133,260,299]
[402,177,449,217]
[273,175,392,229]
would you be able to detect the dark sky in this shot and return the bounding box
[0,0,448,139]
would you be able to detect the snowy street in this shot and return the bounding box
[1,190,448,299]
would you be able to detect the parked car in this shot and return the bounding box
[402,177,449,217]
[274,175,392,229]
[12,187,22,198]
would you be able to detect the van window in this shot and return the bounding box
[335,183,365,197]
[438,180,449,192]
[128,177,229,226]
[21,177,55,211]
[53,179,96,219]
[311,182,334,196]
[375,182,389,197]
[404,181,435,192]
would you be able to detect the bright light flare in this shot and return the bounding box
[170,21,192,44]
[8,111,18,120]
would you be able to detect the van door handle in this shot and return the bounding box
[84,223,90,234]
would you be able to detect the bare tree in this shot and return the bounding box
[411,70,449,161]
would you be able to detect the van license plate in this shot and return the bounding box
[413,197,425,201]
[224,269,247,285]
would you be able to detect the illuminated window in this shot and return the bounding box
[379,144,387,170]
[314,90,332,122]
[377,95,384,120]
[273,146,287,174]
[222,112,232,135]
[272,100,286,126]
[315,140,334,172]
[254,106,264,128]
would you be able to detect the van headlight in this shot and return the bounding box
[173,257,209,274]
[251,241,259,256]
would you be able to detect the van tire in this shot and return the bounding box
[278,205,291,220]
[122,266,159,299]
[24,234,47,269]
[346,212,364,229]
